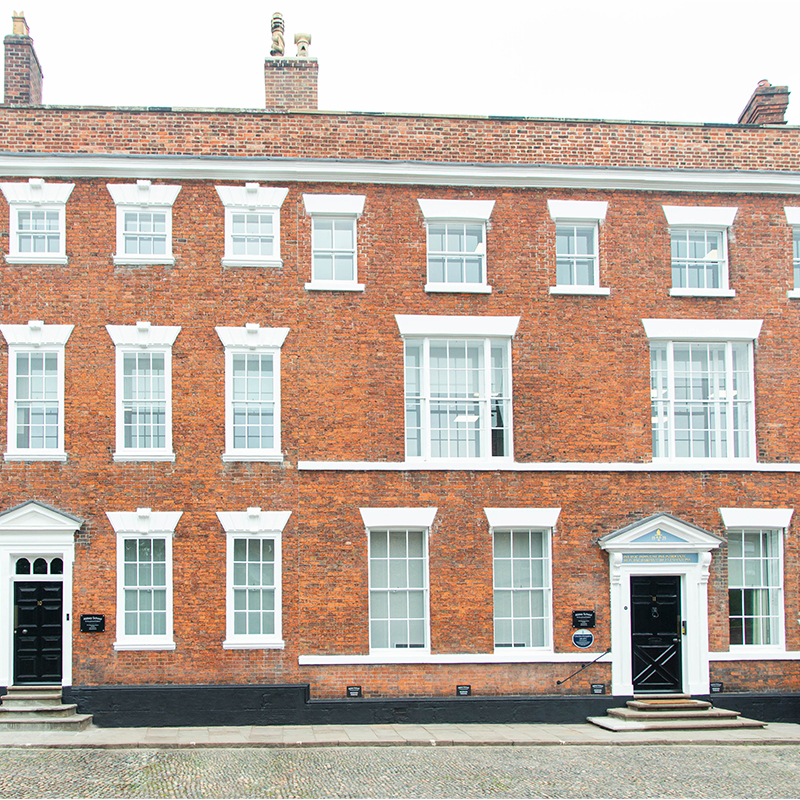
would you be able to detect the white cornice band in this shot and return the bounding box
[2,154,800,194]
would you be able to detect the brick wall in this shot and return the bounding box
[1,174,799,695]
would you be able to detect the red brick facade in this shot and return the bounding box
[1,23,800,708]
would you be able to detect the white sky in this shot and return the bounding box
[4,0,800,125]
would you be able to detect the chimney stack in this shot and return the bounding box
[4,11,43,105]
[264,12,318,111]
[738,80,789,125]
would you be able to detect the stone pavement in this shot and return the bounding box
[1,720,800,749]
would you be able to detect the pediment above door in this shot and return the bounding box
[599,512,722,555]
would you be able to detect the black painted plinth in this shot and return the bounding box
[55,684,800,728]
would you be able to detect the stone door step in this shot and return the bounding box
[608,707,740,721]
[588,693,766,732]
[0,685,93,731]
[1,687,64,708]
[627,698,712,712]
[587,715,767,732]
[0,703,80,718]
[0,714,93,732]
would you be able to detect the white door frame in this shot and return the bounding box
[0,501,82,687]
[599,513,722,696]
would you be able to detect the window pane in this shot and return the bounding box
[370,529,427,650]
[494,529,550,649]
[728,528,781,646]
[428,222,486,285]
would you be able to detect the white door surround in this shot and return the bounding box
[0,500,82,686]
[599,513,722,696]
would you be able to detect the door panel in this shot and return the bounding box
[631,575,681,693]
[14,582,62,684]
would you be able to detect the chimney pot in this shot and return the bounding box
[270,12,285,57]
[294,33,311,57]
[11,11,29,36]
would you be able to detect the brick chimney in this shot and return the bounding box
[264,12,318,111]
[738,80,789,125]
[4,11,43,105]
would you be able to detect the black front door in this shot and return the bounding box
[14,582,62,684]
[631,575,681,693]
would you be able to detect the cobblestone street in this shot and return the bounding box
[2,744,800,798]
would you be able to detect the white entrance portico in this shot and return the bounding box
[0,501,82,687]
[599,513,722,696]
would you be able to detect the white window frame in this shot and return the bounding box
[418,199,495,294]
[0,321,73,461]
[361,507,436,660]
[303,194,366,291]
[784,207,800,298]
[107,181,181,266]
[215,324,289,462]
[720,507,793,657]
[106,322,181,462]
[644,319,761,468]
[397,315,518,466]
[547,200,609,295]
[663,206,737,297]
[1,179,74,265]
[485,508,559,654]
[217,508,290,649]
[108,508,181,651]
[215,184,288,268]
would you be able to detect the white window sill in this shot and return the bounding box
[5,255,68,266]
[113,641,176,651]
[223,639,286,650]
[113,452,176,462]
[299,459,795,472]
[788,289,800,299]
[222,452,284,463]
[650,457,757,470]
[305,281,365,292]
[407,457,516,470]
[549,285,611,296]
[669,288,736,298]
[222,257,283,269]
[4,452,67,462]
[299,651,610,665]
[710,649,800,661]
[113,256,176,267]
[424,282,492,294]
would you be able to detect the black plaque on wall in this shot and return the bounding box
[80,614,105,633]
[572,610,596,628]
[346,685,362,698]
[456,685,471,696]
[710,682,724,694]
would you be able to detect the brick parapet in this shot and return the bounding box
[1,107,800,170]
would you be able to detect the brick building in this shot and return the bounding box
[2,14,800,725]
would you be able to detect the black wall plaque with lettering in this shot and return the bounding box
[572,610,596,628]
[346,685,362,698]
[710,682,724,694]
[456,685,471,696]
[590,683,606,695]
[80,614,105,633]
